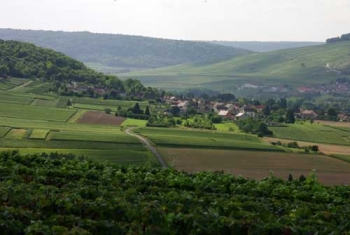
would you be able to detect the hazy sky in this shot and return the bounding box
[1,0,349,41]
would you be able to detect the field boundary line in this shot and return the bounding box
[8,80,33,91]
[1,127,12,138]
[125,127,167,168]
[65,109,80,123]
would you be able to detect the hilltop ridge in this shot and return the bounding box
[0,28,250,72]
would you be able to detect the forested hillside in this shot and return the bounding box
[1,151,350,234]
[208,41,324,52]
[0,40,105,83]
[0,29,250,71]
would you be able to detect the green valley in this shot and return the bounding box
[123,41,350,92]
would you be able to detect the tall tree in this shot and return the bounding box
[263,105,271,117]
[327,108,337,117]
[285,109,295,124]
[280,98,287,109]
[132,102,143,114]
[144,106,150,116]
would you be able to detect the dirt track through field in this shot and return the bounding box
[264,137,350,155]
[125,127,167,168]
[77,111,125,125]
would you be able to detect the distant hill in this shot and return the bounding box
[122,41,350,92]
[0,29,251,72]
[207,41,324,52]
[0,40,106,83]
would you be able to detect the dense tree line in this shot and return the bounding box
[326,33,350,43]
[0,29,250,70]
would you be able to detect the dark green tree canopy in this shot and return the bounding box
[0,40,105,83]
[285,109,296,124]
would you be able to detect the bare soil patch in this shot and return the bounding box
[159,148,350,185]
[77,111,125,126]
[317,120,350,127]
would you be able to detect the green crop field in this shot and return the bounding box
[50,130,139,143]
[72,103,120,112]
[329,154,350,164]
[121,119,147,127]
[270,122,350,145]
[29,129,50,139]
[134,128,282,151]
[0,78,28,90]
[0,126,11,137]
[0,79,156,165]
[5,129,28,139]
[67,109,87,123]
[72,97,148,108]
[0,148,155,165]
[0,103,76,121]
[215,122,241,132]
[31,98,58,107]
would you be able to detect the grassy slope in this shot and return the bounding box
[123,41,350,90]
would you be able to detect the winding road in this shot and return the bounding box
[125,127,167,168]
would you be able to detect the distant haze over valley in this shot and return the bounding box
[207,41,324,52]
[0,28,326,74]
[0,28,250,73]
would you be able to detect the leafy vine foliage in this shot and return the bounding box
[1,151,350,234]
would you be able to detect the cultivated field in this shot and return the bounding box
[0,78,28,90]
[264,137,350,156]
[0,126,11,137]
[0,102,76,121]
[121,119,147,127]
[29,129,50,139]
[77,111,125,125]
[159,148,350,185]
[269,122,350,145]
[134,127,282,151]
[0,80,155,165]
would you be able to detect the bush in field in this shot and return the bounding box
[287,141,299,148]
[183,115,216,130]
[237,118,273,136]
[104,108,112,114]
[146,116,175,127]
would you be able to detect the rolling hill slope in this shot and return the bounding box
[122,41,350,91]
[0,28,250,72]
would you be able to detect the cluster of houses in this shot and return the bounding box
[162,95,350,122]
[297,82,350,95]
[163,96,262,120]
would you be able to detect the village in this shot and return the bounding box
[63,80,350,129]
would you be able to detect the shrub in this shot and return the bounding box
[287,142,299,148]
